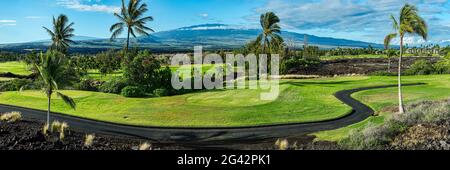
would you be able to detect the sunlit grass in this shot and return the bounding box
[0,61,32,75]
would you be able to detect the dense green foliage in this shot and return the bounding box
[0,79,34,92]
[123,50,172,94]
[96,50,122,76]
[99,78,128,94]
[121,86,146,97]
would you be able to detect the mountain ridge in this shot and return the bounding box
[0,24,387,53]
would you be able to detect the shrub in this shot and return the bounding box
[340,99,450,150]
[50,121,69,141]
[153,88,169,97]
[84,134,95,147]
[0,79,33,92]
[405,60,434,75]
[121,86,146,97]
[0,111,22,122]
[282,58,320,74]
[139,142,152,150]
[76,78,99,91]
[123,50,162,92]
[42,123,49,136]
[99,78,128,94]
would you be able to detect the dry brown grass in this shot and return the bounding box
[0,111,22,123]
[139,142,152,150]
[275,139,289,150]
[84,134,95,147]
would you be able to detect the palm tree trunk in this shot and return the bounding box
[47,91,52,126]
[388,58,391,72]
[398,35,405,114]
[126,28,130,53]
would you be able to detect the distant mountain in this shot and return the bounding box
[0,24,385,53]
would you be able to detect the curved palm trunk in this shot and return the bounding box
[398,35,405,114]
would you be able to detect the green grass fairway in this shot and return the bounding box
[0,75,449,128]
[0,61,32,75]
[85,69,123,81]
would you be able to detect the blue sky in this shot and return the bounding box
[0,0,449,45]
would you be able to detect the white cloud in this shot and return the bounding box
[0,20,17,27]
[56,0,120,13]
[0,20,16,23]
[250,0,450,44]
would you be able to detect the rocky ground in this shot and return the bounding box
[2,117,450,150]
[390,122,450,150]
[289,57,441,76]
[0,119,338,150]
[0,120,189,150]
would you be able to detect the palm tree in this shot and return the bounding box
[34,51,76,126]
[253,12,283,54]
[385,4,427,113]
[110,0,154,55]
[43,14,75,54]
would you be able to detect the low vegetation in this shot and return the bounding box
[0,111,22,123]
[84,134,95,147]
[339,99,450,150]
[274,139,289,150]
[138,142,152,150]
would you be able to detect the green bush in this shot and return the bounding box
[0,79,33,91]
[153,88,169,97]
[282,58,320,73]
[76,78,99,91]
[121,86,146,97]
[404,60,434,75]
[99,78,128,94]
[123,50,162,92]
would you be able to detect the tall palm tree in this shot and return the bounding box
[110,0,154,54]
[385,4,427,113]
[34,51,76,126]
[43,14,75,54]
[254,12,283,54]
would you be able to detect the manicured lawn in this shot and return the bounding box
[313,75,450,141]
[0,75,449,128]
[0,61,32,75]
[85,69,123,81]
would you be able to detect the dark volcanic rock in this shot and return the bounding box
[289,57,441,76]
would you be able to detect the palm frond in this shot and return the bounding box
[390,14,399,30]
[384,33,397,49]
[57,92,76,110]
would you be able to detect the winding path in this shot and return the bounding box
[0,83,423,145]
